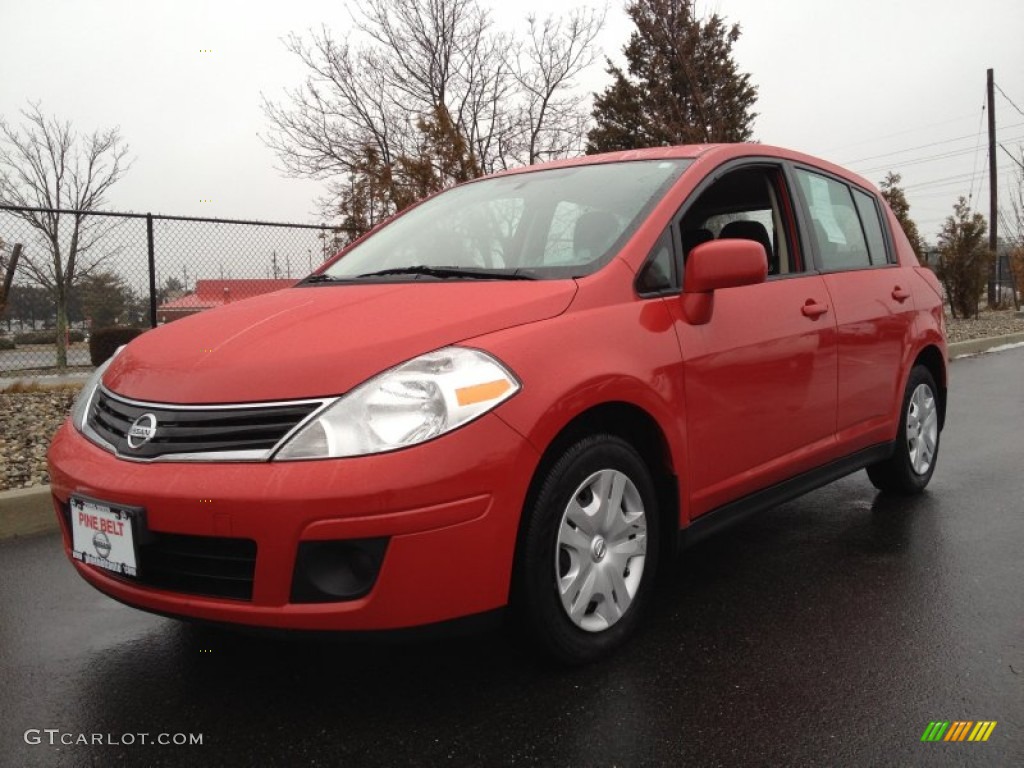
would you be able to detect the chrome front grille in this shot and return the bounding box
[86,387,327,461]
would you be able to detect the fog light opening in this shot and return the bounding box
[290,538,389,603]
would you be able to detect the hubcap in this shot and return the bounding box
[555,469,647,633]
[906,383,938,475]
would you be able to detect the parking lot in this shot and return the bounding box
[1,349,1021,767]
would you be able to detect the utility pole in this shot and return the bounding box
[987,68,998,307]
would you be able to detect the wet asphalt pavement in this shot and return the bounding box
[2,350,1022,767]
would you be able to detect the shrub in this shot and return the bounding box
[14,330,54,345]
[89,327,145,366]
[1,381,82,394]
[936,197,993,319]
[12,330,85,345]
[1011,246,1024,306]
[0,337,14,350]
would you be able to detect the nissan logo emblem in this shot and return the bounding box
[92,531,112,559]
[127,413,158,449]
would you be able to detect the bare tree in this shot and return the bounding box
[0,103,131,367]
[355,0,517,174]
[1002,147,1024,309]
[513,8,605,165]
[262,0,509,198]
[263,0,604,239]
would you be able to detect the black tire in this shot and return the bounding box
[866,365,941,494]
[514,434,659,664]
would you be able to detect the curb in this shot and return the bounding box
[3,333,1024,543]
[0,485,57,541]
[947,331,1024,358]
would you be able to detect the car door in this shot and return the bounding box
[666,163,840,518]
[792,167,919,452]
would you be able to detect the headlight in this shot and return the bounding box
[71,347,125,432]
[274,347,520,460]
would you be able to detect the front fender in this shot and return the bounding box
[469,285,687,495]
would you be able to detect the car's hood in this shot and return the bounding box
[104,281,577,403]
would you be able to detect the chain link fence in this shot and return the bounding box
[989,251,1020,309]
[0,205,347,375]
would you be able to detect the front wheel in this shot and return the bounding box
[514,435,659,664]
[867,365,941,494]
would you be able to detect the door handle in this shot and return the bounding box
[801,300,829,318]
[892,286,911,302]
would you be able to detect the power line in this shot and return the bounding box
[911,185,1013,199]
[967,93,988,203]
[841,129,981,165]
[997,208,1020,239]
[906,175,981,192]
[854,134,1024,176]
[838,120,1024,166]
[1000,143,1024,171]
[822,112,979,154]
[994,82,1024,118]
[902,162,1013,192]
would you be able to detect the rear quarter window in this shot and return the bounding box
[851,188,890,265]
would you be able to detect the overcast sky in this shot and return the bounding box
[1,0,1022,244]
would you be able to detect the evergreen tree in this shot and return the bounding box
[879,172,925,258]
[77,271,130,329]
[587,0,758,153]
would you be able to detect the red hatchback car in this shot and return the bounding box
[49,145,946,662]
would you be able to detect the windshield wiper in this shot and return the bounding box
[355,266,535,281]
[302,273,337,284]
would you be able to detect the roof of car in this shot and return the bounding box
[489,144,879,195]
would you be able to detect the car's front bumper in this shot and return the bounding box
[47,413,539,630]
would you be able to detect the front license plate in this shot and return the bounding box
[70,497,139,577]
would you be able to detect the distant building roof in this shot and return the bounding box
[158,279,296,320]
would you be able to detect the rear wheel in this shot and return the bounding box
[867,365,940,494]
[515,435,659,664]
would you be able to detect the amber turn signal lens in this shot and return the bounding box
[455,379,512,406]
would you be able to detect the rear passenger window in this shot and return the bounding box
[852,188,890,265]
[795,170,871,271]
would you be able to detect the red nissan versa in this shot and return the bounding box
[49,145,947,663]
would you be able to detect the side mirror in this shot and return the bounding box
[684,239,768,294]
[680,239,768,325]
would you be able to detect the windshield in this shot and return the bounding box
[319,159,692,281]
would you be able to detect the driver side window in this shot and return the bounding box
[679,166,801,278]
